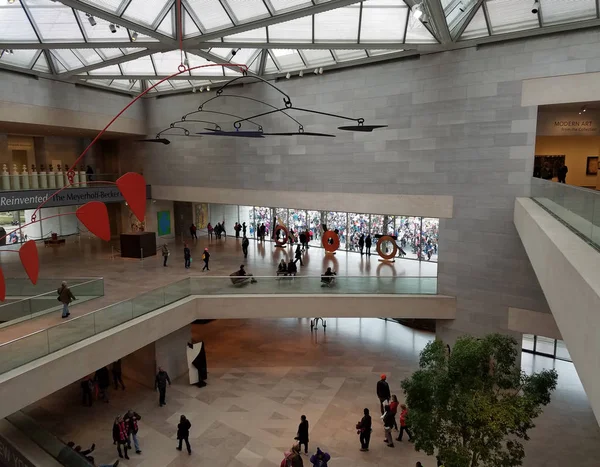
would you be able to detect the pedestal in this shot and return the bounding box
[120,232,157,258]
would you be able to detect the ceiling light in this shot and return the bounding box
[313,68,319,75]
[131,31,138,41]
[7,0,16,4]
[299,70,303,77]
[413,2,424,20]
[532,0,539,14]
[285,72,291,79]
[318,67,323,75]
[199,86,203,92]
[86,14,96,27]
[192,86,196,93]
[206,85,210,91]
[109,23,117,33]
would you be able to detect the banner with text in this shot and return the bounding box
[537,112,600,136]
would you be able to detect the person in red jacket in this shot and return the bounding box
[389,395,399,431]
[396,404,412,442]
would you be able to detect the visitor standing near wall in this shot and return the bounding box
[81,375,93,407]
[190,224,197,240]
[365,234,372,256]
[202,248,210,271]
[112,359,125,390]
[57,281,76,318]
[358,234,365,256]
[112,416,129,460]
[176,415,192,454]
[234,222,241,238]
[242,235,249,258]
[183,243,191,269]
[242,222,247,236]
[155,367,171,407]
[95,366,110,403]
[376,374,390,414]
[357,408,372,451]
[162,244,169,267]
[296,415,309,455]
[123,410,142,454]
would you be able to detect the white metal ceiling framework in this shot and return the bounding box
[0,0,599,95]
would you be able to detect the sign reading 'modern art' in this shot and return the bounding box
[0,185,152,211]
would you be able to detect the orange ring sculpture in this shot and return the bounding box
[274,225,289,246]
[321,230,340,253]
[376,235,397,260]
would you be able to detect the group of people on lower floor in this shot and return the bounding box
[376,374,412,448]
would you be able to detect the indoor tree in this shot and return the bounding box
[401,334,558,467]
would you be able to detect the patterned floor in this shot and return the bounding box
[23,318,600,467]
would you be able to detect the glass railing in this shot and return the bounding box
[3,278,98,296]
[0,278,104,328]
[0,275,436,375]
[530,178,600,247]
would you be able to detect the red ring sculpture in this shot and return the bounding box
[274,225,289,246]
[376,235,398,260]
[321,230,340,253]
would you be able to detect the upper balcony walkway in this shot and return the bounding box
[515,178,600,424]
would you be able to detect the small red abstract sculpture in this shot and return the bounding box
[76,202,111,242]
[322,231,340,253]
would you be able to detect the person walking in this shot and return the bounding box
[112,359,125,390]
[183,243,191,269]
[242,222,247,237]
[189,224,197,240]
[242,235,249,258]
[123,410,142,454]
[161,244,170,267]
[282,445,303,467]
[296,415,309,455]
[176,414,192,455]
[376,374,390,415]
[112,416,129,460]
[358,234,365,256]
[155,367,171,407]
[299,231,307,252]
[234,222,241,238]
[357,408,372,451]
[397,404,412,442]
[389,394,399,430]
[365,234,372,256]
[57,281,76,318]
[207,223,214,240]
[381,405,395,447]
[95,366,110,403]
[557,164,568,183]
[294,244,303,266]
[81,375,93,407]
[202,248,210,271]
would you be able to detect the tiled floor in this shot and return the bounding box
[23,318,600,467]
[0,235,436,344]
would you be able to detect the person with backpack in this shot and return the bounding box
[281,444,303,467]
[357,408,372,451]
[242,235,249,258]
[296,415,309,455]
[202,248,210,271]
[309,448,330,467]
[57,281,76,318]
[176,414,192,454]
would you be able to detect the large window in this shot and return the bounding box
[522,334,572,362]
[205,203,440,262]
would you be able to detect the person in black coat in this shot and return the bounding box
[202,248,210,271]
[176,415,192,454]
[81,376,93,407]
[112,359,125,390]
[183,243,191,269]
[287,260,297,276]
[376,374,391,414]
[112,416,129,460]
[358,408,372,451]
[242,222,247,236]
[294,244,303,266]
[296,415,309,454]
[242,235,249,258]
[358,234,365,256]
[365,234,372,256]
[95,367,110,403]
[155,367,171,407]
[382,405,395,447]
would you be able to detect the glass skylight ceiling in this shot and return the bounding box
[0,0,599,95]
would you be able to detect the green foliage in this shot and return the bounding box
[401,334,558,467]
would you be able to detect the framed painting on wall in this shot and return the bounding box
[196,203,208,228]
[586,156,598,175]
[157,211,171,236]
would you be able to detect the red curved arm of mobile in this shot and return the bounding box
[117,173,146,223]
[76,202,111,242]
[0,267,5,302]
[19,240,39,285]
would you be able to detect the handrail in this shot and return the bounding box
[0,278,103,307]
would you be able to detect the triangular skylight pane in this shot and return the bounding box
[85,79,114,87]
[405,10,437,43]
[152,50,183,74]
[269,0,311,13]
[0,4,39,41]
[88,64,122,75]
[541,0,596,26]
[52,49,90,71]
[147,79,173,92]
[227,0,270,23]
[97,49,125,60]
[28,1,84,41]
[187,53,221,75]
[486,0,538,34]
[459,5,488,40]
[264,53,278,73]
[360,2,407,43]
[248,54,260,73]
[0,50,38,69]
[51,55,68,73]
[76,11,130,42]
[186,0,232,31]
[333,49,367,61]
[121,47,146,55]
[183,7,201,38]
[367,49,405,56]
[120,56,155,75]
[110,79,141,91]
[446,0,480,33]
[122,0,172,28]
[157,7,175,38]
[300,49,334,67]
[268,16,312,42]
[73,49,104,66]
[80,1,124,14]
[32,52,50,73]
[223,27,267,42]
[229,48,258,67]
[314,6,361,42]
